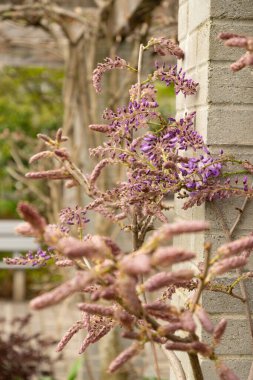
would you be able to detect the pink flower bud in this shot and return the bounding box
[230,54,248,71]
[213,318,227,343]
[152,247,195,267]
[211,256,248,275]
[114,309,136,329]
[144,301,178,322]
[55,259,74,267]
[165,341,212,357]
[15,222,36,237]
[55,128,68,142]
[78,303,115,317]
[89,124,111,133]
[56,320,84,352]
[180,310,196,333]
[218,33,241,40]
[217,236,253,257]
[57,236,107,259]
[120,254,151,275]
[30,272,92,309]
[17,202,46,233]
[37,133,52,143]
[144,270,194,292]
[158,322,182,335]
[89,159,113,187]
[101,237,122,256]
[29,150,53,164]
[196,307,214,333]
[117,274,142,316]
[79,324,112,354]
[161,221,209,238]
[151,37,184,59]
[216,362,240,380]
[225,37,248,48]
[108,342,142,373]
[54,149,70,160]
[92,56,127,93]
[91,285,117,301]
[147,221,209,248]
[26,168,71,180]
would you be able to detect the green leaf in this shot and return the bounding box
[67,358,83,380]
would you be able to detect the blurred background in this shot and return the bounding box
[0,1,178,379]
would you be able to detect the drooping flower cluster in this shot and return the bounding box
[153,63,199,96]
[92,56,128,93]
[4,248,53,267]
[147,37,185,59]
[59,206,89,230]
[10,36,253,380]
[23,36,253,227]
[14,206,253,379]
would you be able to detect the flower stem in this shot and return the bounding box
[137,44,144,102]
[188,353,204,380]
[212,201,253,352]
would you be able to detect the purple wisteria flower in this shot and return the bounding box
[4,248,53,267]
[153,63,199,96]
[59,206,89,227]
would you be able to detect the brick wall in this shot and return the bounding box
[174,1,253,379]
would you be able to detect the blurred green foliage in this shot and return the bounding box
[0,66,63,133]
[67,359,83,380]
[156,82,175,118]
[0,66,63,218]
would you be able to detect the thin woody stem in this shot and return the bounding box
[161,346,187,380]
[188,353,204,380]
[132,42,145,251]
[230,194,250,236]
[212,202,253,352]
[191,243,211,311]
[133,213,140,251]
[206,285,245,303]
[137,44,144,102]
[133,42,161,380]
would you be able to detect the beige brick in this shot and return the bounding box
[202,278,253,314]
[205,199,253,232]
[207,105,253,145]
[203,318,251,355]
[202,359,251,380]
[185,64,209,107]
[208,62,253,104]
[188,0,211,33]
[210,20,253,61]
[195,105,208,140]
[186,31,198,70]
[211,0,253,19]
[196,21,211,65]
[179,0,188,6]
[178,1,188,40]
[176,1,253,379]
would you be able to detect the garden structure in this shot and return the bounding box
[0,1,253,380]
[175,1,253,379]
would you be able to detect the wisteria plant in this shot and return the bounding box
[7,36,253,380]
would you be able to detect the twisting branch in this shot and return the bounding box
[161,346,187,380]
[212,202,253,349]
[191,243,212,311]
